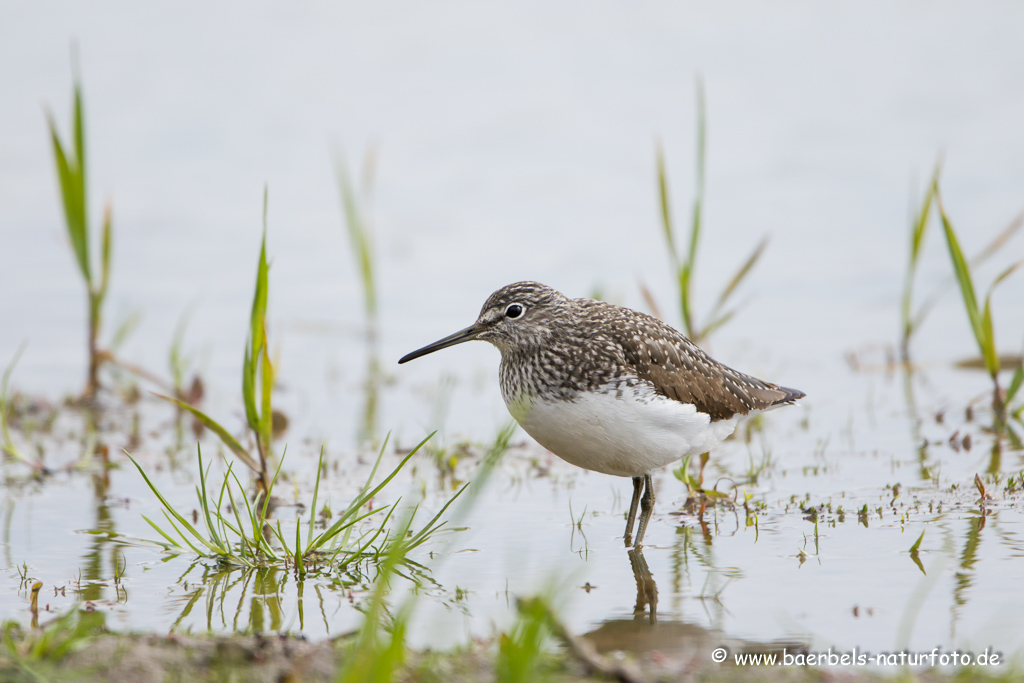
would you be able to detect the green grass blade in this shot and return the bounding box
[319,505,388,553]
[981,262,1022,380]
[311,433,433,552]
[262,445,287,516]
[225,476,274,560]
[655,142,677,265]
[406,481,470,551]
[686,75,707,280]
[1007,366,1024,405]
[359,432,390,498]
[909,529,925,553]
[1,343,34,466]
[980,298,998,379]
[675,268,691,338]
[47,115,90,286]
[307,447,324,547]
[98,204,112,302]
[680,77,707,340]
[228,448,286,560]
[109,309,142,352]
[141,514,183,549]
[691,75,706,234]
[346,434,431,514]
[911,208,1022,335]
[220,478,254,556]
[903,162,942,339]
[125,449,225,555]
[716,236,767,312]
[73,81,86,197]
[911,175,938,262]
[214,460,235,531]
[244,209,269,433]
[168,304,197,392]
[336,153,377,318]
[295,518,304,576]
[151,392,260,473]
[259,339,273,450]
[938,199,985,349]
[969,210,1024,268]
[269,519,291,556]
[242,344,257,434]
[319,433,392,550]
[699,308,739,341]
[334,505,395,565]
[988,261,1022,293]
[908,529,926,576]
[160,511,212,557]
[195,445,225,550]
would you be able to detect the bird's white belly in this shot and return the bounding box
[506,385,738,477]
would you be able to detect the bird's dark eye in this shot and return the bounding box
[505,304,524,319]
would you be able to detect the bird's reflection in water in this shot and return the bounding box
[581,547,806,664]
[628,547,657,624]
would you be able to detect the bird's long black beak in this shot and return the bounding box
[398,324,482,364]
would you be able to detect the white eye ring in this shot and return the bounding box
[504,303,525,319]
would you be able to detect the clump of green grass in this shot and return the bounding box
[157,191,276,492]
[126,432,464,579]
[46,71,113,399]
[937,190,1023,418]
[656,79,768,343]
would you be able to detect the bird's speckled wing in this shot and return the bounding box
[581,299,804,421]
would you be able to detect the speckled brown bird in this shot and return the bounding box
[399,281,804,547]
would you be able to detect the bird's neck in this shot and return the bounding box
[498,342,576,406]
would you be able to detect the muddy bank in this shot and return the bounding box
[3,629,1012,683]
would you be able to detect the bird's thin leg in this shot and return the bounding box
[633,474,656,547]
[624,476,644,546]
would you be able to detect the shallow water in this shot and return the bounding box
[3,1,1024,672]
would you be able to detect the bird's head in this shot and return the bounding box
[398,281,569,363]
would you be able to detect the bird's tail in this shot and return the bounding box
[772,385,805,406]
